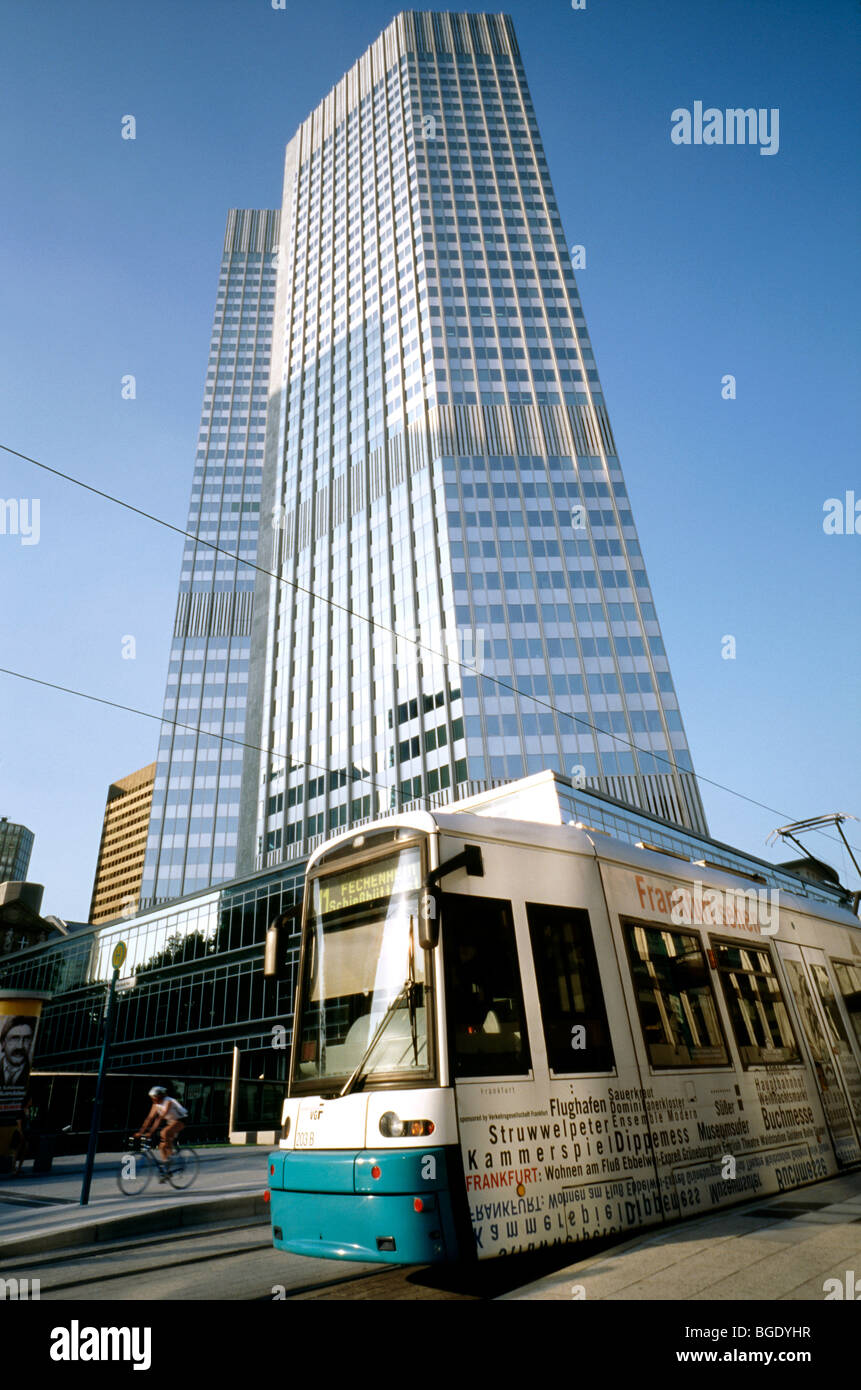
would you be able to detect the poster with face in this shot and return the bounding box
[0,995,49,1155]
[0,1017,35,1094]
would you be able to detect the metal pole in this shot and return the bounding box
[80,967,118,1205]
[228,1044,240,1142]
[836,820,861,882]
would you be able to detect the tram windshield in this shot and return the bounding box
[292,844,432,1090]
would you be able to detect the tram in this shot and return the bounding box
[267,790,861,1263]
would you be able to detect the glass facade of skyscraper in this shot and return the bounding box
[0,818,34,882]
[239,11,706,877]
[141,210,280,907]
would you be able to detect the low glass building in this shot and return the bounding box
[1,860,304,1081]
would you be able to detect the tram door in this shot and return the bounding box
[777,943,861,1166]
[801,947,861,1128]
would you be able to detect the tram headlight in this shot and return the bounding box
[379,1111,434,1139]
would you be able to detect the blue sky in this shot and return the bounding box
[1,0,859,918]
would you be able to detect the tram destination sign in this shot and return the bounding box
[317,850,421,916]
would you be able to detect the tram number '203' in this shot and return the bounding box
[294,1131,317,1148]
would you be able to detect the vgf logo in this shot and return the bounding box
[0,1277,40,1299]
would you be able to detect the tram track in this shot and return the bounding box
[45,1255,392,1300]
[3,1219,270,1293]
[31,1242,272,1295]
[280,1266,461,1300]
[8,1214,588,1300]
[1,1216,268,1274]
[6,1218,392,1300]
[4,1216,466,1299]
[6,1207,646,1301]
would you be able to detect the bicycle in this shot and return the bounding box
[116,1133,200,1195]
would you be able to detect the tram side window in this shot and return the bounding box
[442,893,531,1078]
[831,961,861,1051]
[623,919,729,1069]
[526,903,614,1073]
[712,941,800,1068]
[808,964,851,1048]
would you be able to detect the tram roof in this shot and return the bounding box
[433,810,861,931]
[307,771,860,930]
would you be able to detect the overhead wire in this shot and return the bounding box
[2,440,858,863]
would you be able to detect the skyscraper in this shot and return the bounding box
[89,762,156,924]
[0,819,34,884]
[140,210,280,906]
[237,10,706,877]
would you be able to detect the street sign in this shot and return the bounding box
[82,957,123,1206]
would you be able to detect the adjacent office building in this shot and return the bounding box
[140,211,280,907]
[0,818,34,884]
[89,763,157,925]
[143,11,706,909]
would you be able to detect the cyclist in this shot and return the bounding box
[135,1087,188,1178]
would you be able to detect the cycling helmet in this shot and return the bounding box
[149,1086,167,1099]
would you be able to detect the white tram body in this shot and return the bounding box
[269,785,861,1263]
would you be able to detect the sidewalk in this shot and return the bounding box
[0,1146,272,1256]
[501,1170,861,1300]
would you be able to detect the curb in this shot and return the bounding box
[0,1191,270,1258]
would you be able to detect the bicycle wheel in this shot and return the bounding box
[168,1145,200,1190]
[117,1148,153,1196]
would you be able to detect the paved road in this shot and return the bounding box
[2,1215,606,1301]
[4,1219,380,1300]
[7,1154,861,1301]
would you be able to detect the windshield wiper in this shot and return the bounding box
[339,977,411,1098]
[406,915,418,1067]
[339,916,423,1099]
